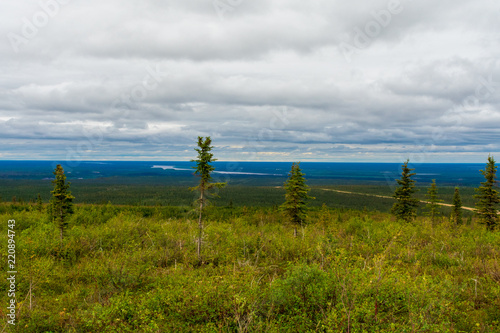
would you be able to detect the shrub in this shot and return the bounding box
[268,264,335,328]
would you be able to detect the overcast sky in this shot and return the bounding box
[1,0,499,162]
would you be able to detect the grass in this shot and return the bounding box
[0,204,499,332]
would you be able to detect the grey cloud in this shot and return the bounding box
[0,0,499,161]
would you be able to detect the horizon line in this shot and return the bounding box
[0,159,488,164]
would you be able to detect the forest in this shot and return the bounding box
[0,152,499,332]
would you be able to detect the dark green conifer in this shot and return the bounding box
[190,137,226,262]
[452,187,463,225]
[474,155,500,231]
[282,162,314,236]
[425,179,442,223]
[49,165,74,241]
[391,159,419,223]
[37,193,43,212]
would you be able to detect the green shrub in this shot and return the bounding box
[268,264,335,328]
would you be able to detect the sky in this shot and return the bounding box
[0,0,499,163]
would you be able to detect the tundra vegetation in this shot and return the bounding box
[0,155,498,332]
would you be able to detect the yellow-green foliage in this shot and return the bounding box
[0,205,499,332]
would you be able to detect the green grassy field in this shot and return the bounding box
[0,203,499,332]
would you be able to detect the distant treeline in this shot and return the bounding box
[1,180,475,217]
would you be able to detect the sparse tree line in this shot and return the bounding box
[391,157,500,231]
[44,137,499,256]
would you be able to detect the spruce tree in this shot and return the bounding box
[49,165,74,241]
[190,137,226,262]
[425,179,442,223]
[36,193,43,212]
[452,187,463,225]
[282,162,314,236]
[391,159,419,223]
[474,155,500,231]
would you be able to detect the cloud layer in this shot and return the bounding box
[1,0,499,162]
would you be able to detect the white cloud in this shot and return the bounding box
[0,0,499,162]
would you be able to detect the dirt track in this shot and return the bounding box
[318,188,476,211]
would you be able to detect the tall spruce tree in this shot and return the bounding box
[282,162,314,236]
[425,179,442,223]
[190,137,226,262]
[391,159,419,223]
[49,165,74,241]
[452,187,463,225]
[474,155,500,231]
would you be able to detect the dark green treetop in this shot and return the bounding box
[391,159,419,223]
[190,136,226,201]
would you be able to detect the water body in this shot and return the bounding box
[0,160,488,187]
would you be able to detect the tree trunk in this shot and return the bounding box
[197,190,204,263]
[59,207,64,243]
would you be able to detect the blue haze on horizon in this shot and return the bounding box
[0,160,489,187]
